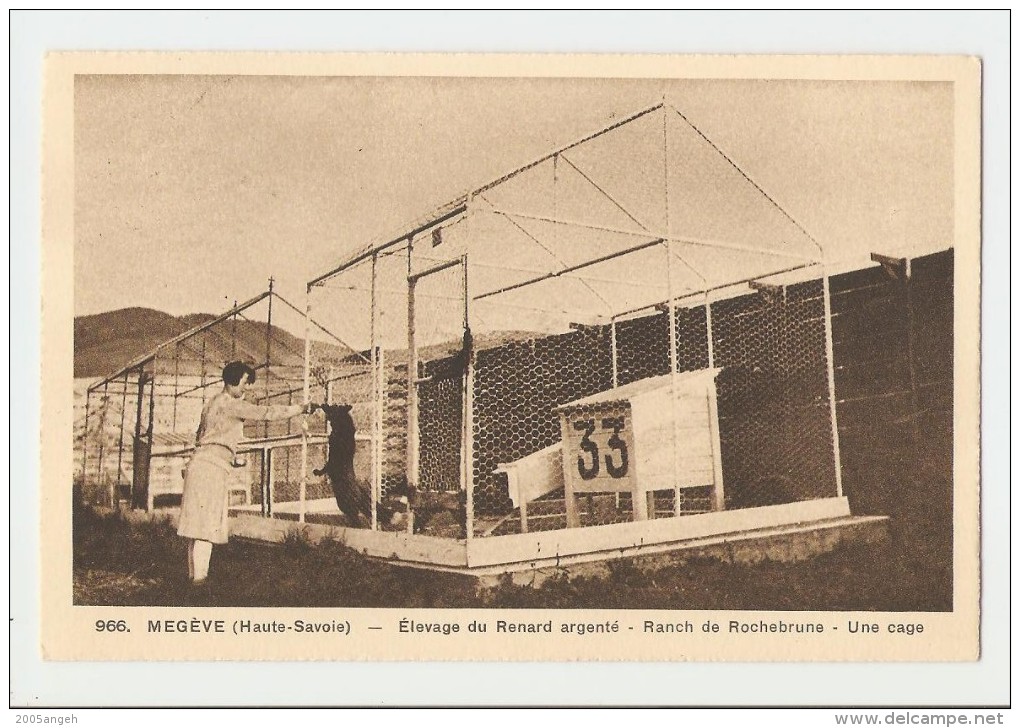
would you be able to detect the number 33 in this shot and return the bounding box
[573,417,629,480]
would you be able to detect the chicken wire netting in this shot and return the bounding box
[79,371,154,509]
[76,101,847,551]
[76,290,334,519]
[466,273,838,537]
[299,102,843,541]
[710,279,837,508]
[305,255,395,530]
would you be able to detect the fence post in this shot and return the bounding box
[462,256,474,543]
[406,246,419,496]
[99,381,109,506]
[610,316,619,387]
[370,252,379,531]
[299,286,312,524]
[665,242,682,518]
[81,389,91,486]
[116,372,130,510]
[375,347,385,529]
[663,106,682,519]
[905,257,921,446]
[822,270,844,498]
[705,294,725,511]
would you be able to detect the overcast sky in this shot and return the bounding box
[74,75,953,319]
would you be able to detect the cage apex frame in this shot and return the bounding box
[296,98,854,570]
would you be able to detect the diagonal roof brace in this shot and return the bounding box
[88,290,272,393]
[309,102,666,289]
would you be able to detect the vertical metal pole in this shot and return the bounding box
[299,285,312,524]
[146,367,156,432]
[231,300,238,358]
[705,297,716,368]
[609,316,622,510]
[115,372,130,508]
[603,320,620,507]
[266,448,274,517]
[98,381,108,505]
[130,372,146,507]
[144,367,156,510]
[323,372,333,515]
[375,347,385,524]
[260,450,269,518]
[822,271,844,498]
[705,294,725,511]
[172,342,179,430]
[904,258,921,445]
[200,338,207,405]
[406,240,419,495]
[665,245,683,519]
[462,256,474,543]
[663,106,683,519]
[265,279,274,442]
[610,316,619,387]
[369,253,379,531]
[81,389,91,484]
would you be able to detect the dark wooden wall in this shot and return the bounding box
[418,249,954,518]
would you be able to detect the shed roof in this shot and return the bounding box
[555,368,721,411]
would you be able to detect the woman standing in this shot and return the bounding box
[178,360,317,584]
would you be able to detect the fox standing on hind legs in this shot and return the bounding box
[313,403,390,525]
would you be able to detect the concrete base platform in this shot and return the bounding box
[221,509,888,588]
[460,515,889,588]
[102,503,888,589]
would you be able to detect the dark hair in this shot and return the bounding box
[222,361,256,386]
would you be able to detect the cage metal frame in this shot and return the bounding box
[78,282,344,514]
[299,101,848,564]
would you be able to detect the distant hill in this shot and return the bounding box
[75,306,545,381]
[74,307,307,379]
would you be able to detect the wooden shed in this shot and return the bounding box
[554,368,724,527]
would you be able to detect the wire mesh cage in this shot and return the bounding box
[304,102,844,545]
[76,101,847,558]
[77,288,333,519]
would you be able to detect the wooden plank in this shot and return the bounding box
[870,252,909,281]
[466,497,851,567]
[229,513,468,566]
[495,443,563,508]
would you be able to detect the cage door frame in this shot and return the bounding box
[406,254,471,535]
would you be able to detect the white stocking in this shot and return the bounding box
[189,539,213,583]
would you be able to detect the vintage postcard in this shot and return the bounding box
[40,52,980,665]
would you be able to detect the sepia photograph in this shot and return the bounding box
[14,9,1008,713]
[68,70,963,617]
